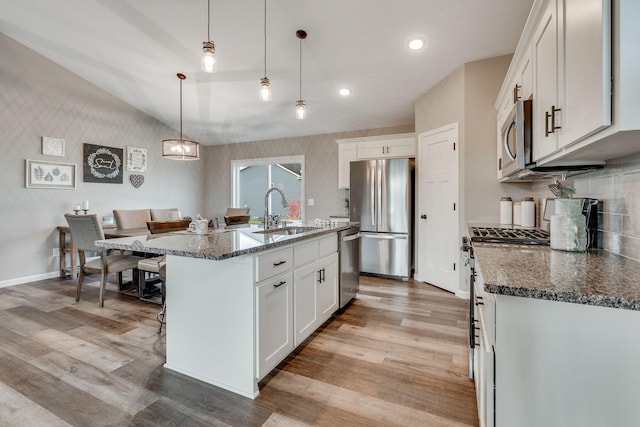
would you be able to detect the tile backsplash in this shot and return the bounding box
[532,152,640,262]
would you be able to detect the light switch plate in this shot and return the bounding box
[308,198,315,206]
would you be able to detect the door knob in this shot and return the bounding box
[420,214,427,219]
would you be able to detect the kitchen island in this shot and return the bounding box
[472,243,640,427]
[96,223,358,399]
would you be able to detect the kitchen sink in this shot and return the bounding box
[253,226,318,235]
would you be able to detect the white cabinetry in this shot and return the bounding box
[257,233,338,378]
[256,271,293,379]
[493,295,640,427]
[497,0,618,168]
[293,235,338,346]
[533,0,611,161]
[356,136,415,159]
[336,133,415,188]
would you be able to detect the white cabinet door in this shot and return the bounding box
[293,261,319,346]
[256,271,294,380]
[532,0,611,162]
[293,252,338,346]
[338,143,357,189]
[517,47,533,102]
[559,0,611,147]
[357,137,416,160]
[533,0,559,161]
[315,253,338,321]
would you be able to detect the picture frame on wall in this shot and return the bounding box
[42,136,65,157]
[126,146,148,172]
[83,143,124,184]
[25,159,77,189]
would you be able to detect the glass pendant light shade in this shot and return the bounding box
[260,77,271,101]
[201,41,216,73]
[162,73,200,161]
[295,100,306,120]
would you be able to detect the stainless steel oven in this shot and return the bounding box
[499,99,532,178]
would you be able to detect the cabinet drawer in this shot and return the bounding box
[294,241,318,268]
[318,234,338,258]
[255,247,293,282]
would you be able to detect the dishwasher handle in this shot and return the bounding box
[341,232,360,242]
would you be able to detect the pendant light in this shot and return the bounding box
[201,0,216,73]
[162,73,200,161]
[259,0,271,101]
[295,29,307,119]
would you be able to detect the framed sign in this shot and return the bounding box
[25,159,76,189]
[83,143,123,184]
[42,137,65,157]
[126,146,148,172]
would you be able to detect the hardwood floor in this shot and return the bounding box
[0,274,478,426]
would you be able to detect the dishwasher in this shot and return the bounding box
[338,226,360,308]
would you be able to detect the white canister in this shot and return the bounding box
[521,197,536,227]
[513,202,521,226]
[500,197,513,225]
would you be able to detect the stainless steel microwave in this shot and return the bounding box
[499,99,532,178]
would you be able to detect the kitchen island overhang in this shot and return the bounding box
[96,223,358,399]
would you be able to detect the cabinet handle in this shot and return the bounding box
[273,260,286,267]
[551,105,562,132]
[545,110,552,137]
[273,280,287,288]
[420,214,427,219]
[513,84,521,103]
[322,268,326,282]
[317,270,322,283]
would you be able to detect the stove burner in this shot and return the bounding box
[469,226,550,245]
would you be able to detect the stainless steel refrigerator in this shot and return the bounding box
[349,158,413,280]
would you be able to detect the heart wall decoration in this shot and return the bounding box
[129,174,144,188]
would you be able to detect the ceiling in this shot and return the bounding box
[1,0,533,145]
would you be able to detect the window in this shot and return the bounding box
[231,156,304,221]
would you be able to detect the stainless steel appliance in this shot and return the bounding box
[499,99,532,178]
[350,158,413,280]
[338,226,360,308]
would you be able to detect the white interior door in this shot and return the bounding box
[415,123,459,293]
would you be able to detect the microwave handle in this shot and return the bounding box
[503,119,517,161]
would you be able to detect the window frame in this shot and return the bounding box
[231,155,305,221]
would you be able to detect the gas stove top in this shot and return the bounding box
[469,226,550,245]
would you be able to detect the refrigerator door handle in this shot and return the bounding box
[377,161,383,227]
[361,233,407,240]
[370,165,376,227]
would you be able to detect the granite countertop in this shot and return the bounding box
[472,242,640,311]
[96,222,359,261]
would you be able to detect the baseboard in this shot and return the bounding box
[0,271,60,289]
[455,289,470,300]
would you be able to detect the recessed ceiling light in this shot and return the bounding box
[408,37,426,50]
[338,87,352,96]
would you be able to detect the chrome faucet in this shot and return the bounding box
[264,186,288,229]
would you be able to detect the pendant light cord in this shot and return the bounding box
[179,77,183,140]
[264,0,267,77]
[299,37,302,99]
[207,0,211,41]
